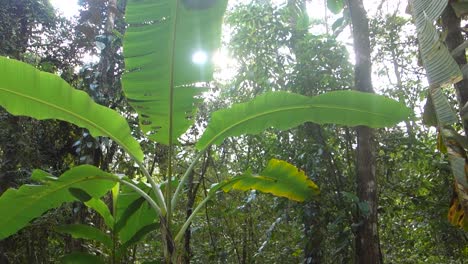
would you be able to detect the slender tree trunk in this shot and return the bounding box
[285,1,326,262]
[99,0,118,100]
[303,201,323,264]
[347,0,381,263]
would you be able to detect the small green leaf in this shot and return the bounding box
[332,17,346,31]
[422,94,437,127]
[358,201,370,216]
[68,188,92,202]
[327,0,344,14]
[56,224,113,249]
[221,159,319,202]
[30,170,57,182]
[85,198,115,229]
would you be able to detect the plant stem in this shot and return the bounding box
[119,179,162,217]
[171,151,204,212]
[166,0,181,230]
[136,160,167,215]
[174,192,214,243]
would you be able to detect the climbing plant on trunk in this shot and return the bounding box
[347,0,381,262]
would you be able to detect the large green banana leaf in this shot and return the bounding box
[212,159,319,202]
[0,166,119,239]
[0,56,144,162]
[122,0,228,144]
[196,90,411,150]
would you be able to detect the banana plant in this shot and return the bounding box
[57,183,159,263]
[409,0,468,231]
[0,0,411,263]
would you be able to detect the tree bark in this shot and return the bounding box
[441,2,468,135]
[347,0,381,263]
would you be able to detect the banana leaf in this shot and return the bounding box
[0,166,119,239]
[410,0,462,86]
[197,90,411,150]
[122,0,228,144]
[212,159,319,202]
[0,56,144,162]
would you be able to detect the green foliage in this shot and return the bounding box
[0,0,422,263]
[58,183,160,262]
[60,252,105,264]
[0,56,144,162]
[197,90,411,150]
[56,224,113,248]
[410,0,468,233]
[0,166,118,239]
[115,183,158,245]
[122,0,228,144]
[84,197,115,228]
[327,0,344,14]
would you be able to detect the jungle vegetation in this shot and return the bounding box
[0,0,466,263]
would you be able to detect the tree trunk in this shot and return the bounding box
[441,2,468,135]
[347,0,381,263]
[303,201,323,264]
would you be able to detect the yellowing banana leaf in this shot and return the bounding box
[0,56,144,162]
[0,166,119,239]
[213,159,319,202]
[122,0,228,144]
[445,136,468,231]
[197,90,411,150]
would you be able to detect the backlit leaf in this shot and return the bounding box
[0,56,143,162]
[218,159,319,202]
[197,90,411,150]
[122,0,228,144]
